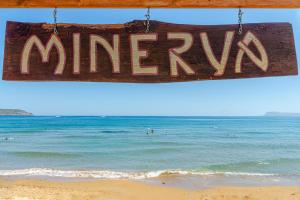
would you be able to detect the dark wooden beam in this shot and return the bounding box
[2,0,300,8]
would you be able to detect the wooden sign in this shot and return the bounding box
[3,20,297,83]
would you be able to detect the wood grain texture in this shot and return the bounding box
[2,20,298,83]
[2,0,300,8]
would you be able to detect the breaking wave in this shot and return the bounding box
[0,168,278,179]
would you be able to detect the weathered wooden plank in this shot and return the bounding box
[2,0,300,8]
[2,21,298,83]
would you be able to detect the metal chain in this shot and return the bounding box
[144,8,151,33]
[238,7,243,35]
[53,8,58,34]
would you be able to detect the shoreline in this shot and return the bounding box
[1,168,300,190]
[2,173,300,189]
[0,178,299,200]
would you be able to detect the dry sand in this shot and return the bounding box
[0,178,299,200]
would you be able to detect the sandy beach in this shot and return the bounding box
[0,178,299,200]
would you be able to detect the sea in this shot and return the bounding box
[1,116,300,189]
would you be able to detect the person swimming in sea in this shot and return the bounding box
[147,128,154,135]
[2,137,14,141]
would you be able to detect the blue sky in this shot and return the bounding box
[0,8,299,116]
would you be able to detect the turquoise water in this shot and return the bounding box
[0,116,300,181]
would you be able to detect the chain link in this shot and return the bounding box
[53,8,58,35]
[238,8,243,35]
[144,8,151,33]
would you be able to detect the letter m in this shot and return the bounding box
[21,34,66,75]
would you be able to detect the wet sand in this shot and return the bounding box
[0,178,300,200]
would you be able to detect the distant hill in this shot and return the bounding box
[264,112,300,117]
[0,109,32,116]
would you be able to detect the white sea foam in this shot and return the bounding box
[0,168,278,179]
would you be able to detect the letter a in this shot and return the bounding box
[235,31,268,73]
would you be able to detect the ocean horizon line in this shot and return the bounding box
[2,115,300,118]
[0,115,274,117]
